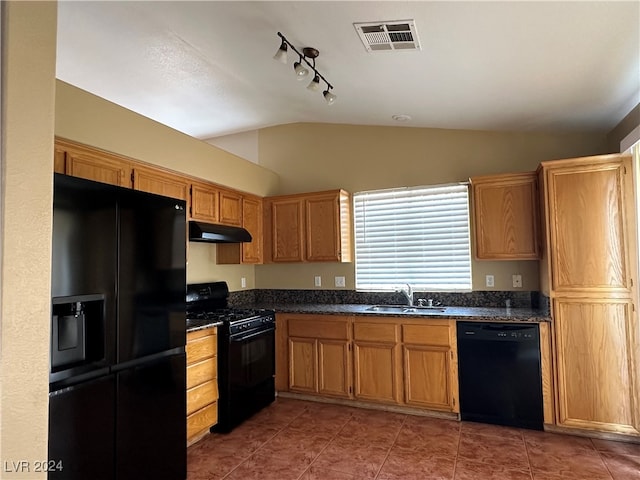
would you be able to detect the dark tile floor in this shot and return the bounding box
[187,398,640,480]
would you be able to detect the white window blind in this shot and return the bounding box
[354,184,472,291]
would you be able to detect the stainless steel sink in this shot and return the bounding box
[365,305,447,314]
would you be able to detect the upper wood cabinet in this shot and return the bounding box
[219,189,243,227]
[132,165,189,201]
[470,172,539,260]
[190,181,219,223]
[217,194,264,264]
[541,157,633,295]
[56,139,132,188]
[265,189,352,263]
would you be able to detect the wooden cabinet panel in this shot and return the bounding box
[271,198,305,262]
[133,166,189,200]
[553,298,639,435]
[545,160,630,294]
[471,172,539,260]
[288,317,350,340]
[219,189,242,226]
[473,172,539,258]
[54,146,66,174]
[66,150,132,187]
[318,340,351,398]
[241,195,263,263]
[187,380,219,415]
[187,403,218,440]
[289,337,317,393]
[186,327,218,443]
[403,345,451,410]
[353,341,399,403]
[190,182,218,223]
[306,194,341,261]
[354,322,398,343]
[402,324,451,347]
[187,358,217,389]
[186,331,217,363]
[266,190,352,263]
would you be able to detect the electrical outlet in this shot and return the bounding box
[485,275,495,287]
[314,276,322,287]
[241,277,246,288]
[335,276,346,288]
[512,274,522,288]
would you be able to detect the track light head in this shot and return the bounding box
[273,41,288,64]
[307,74,321,92]
[323,88,337,105]
[293,58,309,79]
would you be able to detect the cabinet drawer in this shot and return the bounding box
[403,324,451,347]
[186,357,217,389]
[186,331,217,364]
[288,318,349,340]
[187,380,219,415]
[187,402,218,440]
[354,322,398,343]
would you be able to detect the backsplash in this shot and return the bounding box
[229,289,550,313]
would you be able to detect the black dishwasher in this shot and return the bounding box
[457,322,543,430]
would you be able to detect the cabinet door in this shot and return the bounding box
[271,199,305,262]
[242,196,263,263]
[471,172,539,260]
[306,193,341,261]
[545,160,631,294]
[353,341,400,403]
[219,189,242,226]
[190,182,218,223]
[132,166,189,200]
[66,150,132,187]
[554,298,640,435]
[403,345,452,411]
[318,339,351,398]
[289,337,317,393]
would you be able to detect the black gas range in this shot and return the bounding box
[186,282,276,432]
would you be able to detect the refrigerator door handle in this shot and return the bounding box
[111,346,185,373]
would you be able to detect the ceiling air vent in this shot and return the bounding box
[354,20,421,52]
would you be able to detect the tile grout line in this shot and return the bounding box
[220,404,309,480]
[295,407,359,480]
[372,414,409,480]
[520,429,536,480]
[451,422,463,480]
[590,437,616,480]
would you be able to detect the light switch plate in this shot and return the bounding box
[314,276,322,287]
[335,276,346,288]
[241,277,246,288]
[512,274,522,288]
[485,275,495,287]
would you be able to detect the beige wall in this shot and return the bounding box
[257,123,609,291]
[1,2,57,477]
[55,81,280,288]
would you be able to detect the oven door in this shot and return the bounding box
[218,324,275,432]
[228,326,275,387]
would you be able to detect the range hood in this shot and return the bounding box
[188,221,252,243]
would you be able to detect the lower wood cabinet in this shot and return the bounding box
[287,315,351,398]
[186,327,218,444]
[353,321,401,403]
[402,321,459,412]
[279,314,459,414]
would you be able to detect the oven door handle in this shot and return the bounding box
[230,326,275,342]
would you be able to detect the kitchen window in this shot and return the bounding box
[353,184,472,291]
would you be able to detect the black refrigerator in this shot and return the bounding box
[49,173,187,480]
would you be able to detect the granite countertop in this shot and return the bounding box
[253,303,551,323]
[186,319,223,333]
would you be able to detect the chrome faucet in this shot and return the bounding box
[397,283,413,306]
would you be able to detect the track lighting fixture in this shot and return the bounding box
[273,32,336,104]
